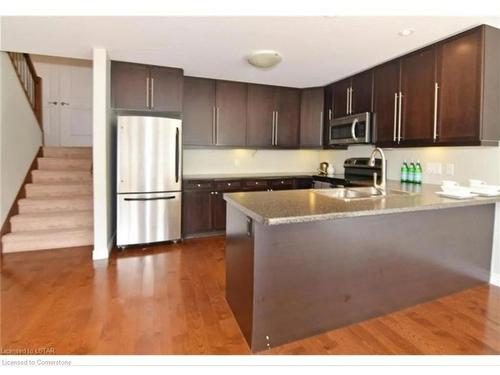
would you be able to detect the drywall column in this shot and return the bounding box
[92,48,113,260]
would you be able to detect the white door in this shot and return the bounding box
[32,55,93,146]
[59,60,93,146]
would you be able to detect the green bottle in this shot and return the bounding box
[408,161,416,183]
[401,161,409,183]
[415,161,423,184]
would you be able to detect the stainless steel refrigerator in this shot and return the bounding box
[116,115,182,247]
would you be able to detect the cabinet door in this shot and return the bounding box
[182,77,216,146]
[211,192,226,231]
[246,84,275,147]
[150,66,183,112]
[182,190,212,235]
[332,78,351,118]
[351,70,373,114]
[300,87,324,147]
[269,179,295,190]
[215,81,247,146]
[400,47,436,144]
[275,87,300,148]
[373,60,401,145]
[323,85,334,147]
[436,29,482,144]
[294,178,313,189]
[111,61,150,110]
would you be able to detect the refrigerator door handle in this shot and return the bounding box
[175,127,180,183]
[124,196,176,201]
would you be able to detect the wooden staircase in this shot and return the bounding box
[1,147,94,253]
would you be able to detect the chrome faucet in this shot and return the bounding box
[369,147,387,196]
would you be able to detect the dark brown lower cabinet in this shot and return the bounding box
[182,190,212,235]
[182,176,313,236]
[210,192,226,231]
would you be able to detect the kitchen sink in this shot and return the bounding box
[314,187,413,201]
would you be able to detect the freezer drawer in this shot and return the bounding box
[117,192,181,246]
[117,115,182,193]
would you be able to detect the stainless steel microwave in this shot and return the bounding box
[328,112,372,145]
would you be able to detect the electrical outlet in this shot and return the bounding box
[426,162,442,175]
[446,163,455,176]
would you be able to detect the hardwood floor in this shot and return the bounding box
[1,236,499,355]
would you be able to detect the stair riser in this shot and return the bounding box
[42,148,92,159]
[2,232,93,253]
[11,216,93,232]
[19,200,93,214]
[37,158,92,171]
[31,171,92,183]
[25,184,93,198]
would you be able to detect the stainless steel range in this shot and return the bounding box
[313,157,382,188]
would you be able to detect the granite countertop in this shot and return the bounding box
[183,172,317,180]
[223,181,500,225]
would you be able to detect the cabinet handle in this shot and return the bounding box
[212,107,216,145]
[393,93,398,142]
[433,82,439,141]
[328,109,332,122]
[346,88,350,114]
[146,77,150,108]
[349,87,353,114]
[216,107,220,145]
[48,101,58,105]
[246,217,252,237]
[398,91,403,143]
[151,78,154,109]
[271,111,275,146]
[275,111,279,146]
[319,111,324,145]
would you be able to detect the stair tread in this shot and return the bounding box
[19,195,92,202]
[3,226,93,240]
[26,182,93,187]
[11,210,93,220]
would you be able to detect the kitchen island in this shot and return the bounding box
[223,182,499,352]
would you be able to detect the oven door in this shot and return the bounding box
[329,112,371,145]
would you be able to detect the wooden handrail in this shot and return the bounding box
[7,52,43,130]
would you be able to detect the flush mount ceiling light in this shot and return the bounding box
[398,28,415,37]
[247,50,282,69]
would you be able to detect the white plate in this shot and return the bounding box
[470,190,500,197]
[435,191,479,200]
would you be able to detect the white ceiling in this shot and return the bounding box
[2,16,500,87]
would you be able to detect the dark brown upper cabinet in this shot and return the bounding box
[399,47,437,145]
[300,87,324,147]
[373,60,401,145]
[215,81,247,146]
[246,84,300,148]
[111,61,183,112]
[149,66,183,112]
[372,24,500,147]
[274,87,300,148]
[332,78,351,118]
[183,77,247,147]
[246,84,275,147]
[350,70,373,114]
[183,77,216,146]
[435,27,483,145]
[332,72,373,119]
[111,62,150,110]
[323,84,334,148]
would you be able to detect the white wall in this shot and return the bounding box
[0,52,42,225]
[183,149,321,175]
[321,145,500,185]
[92,48,113,261]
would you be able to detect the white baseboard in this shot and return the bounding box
[490,272,500,287]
